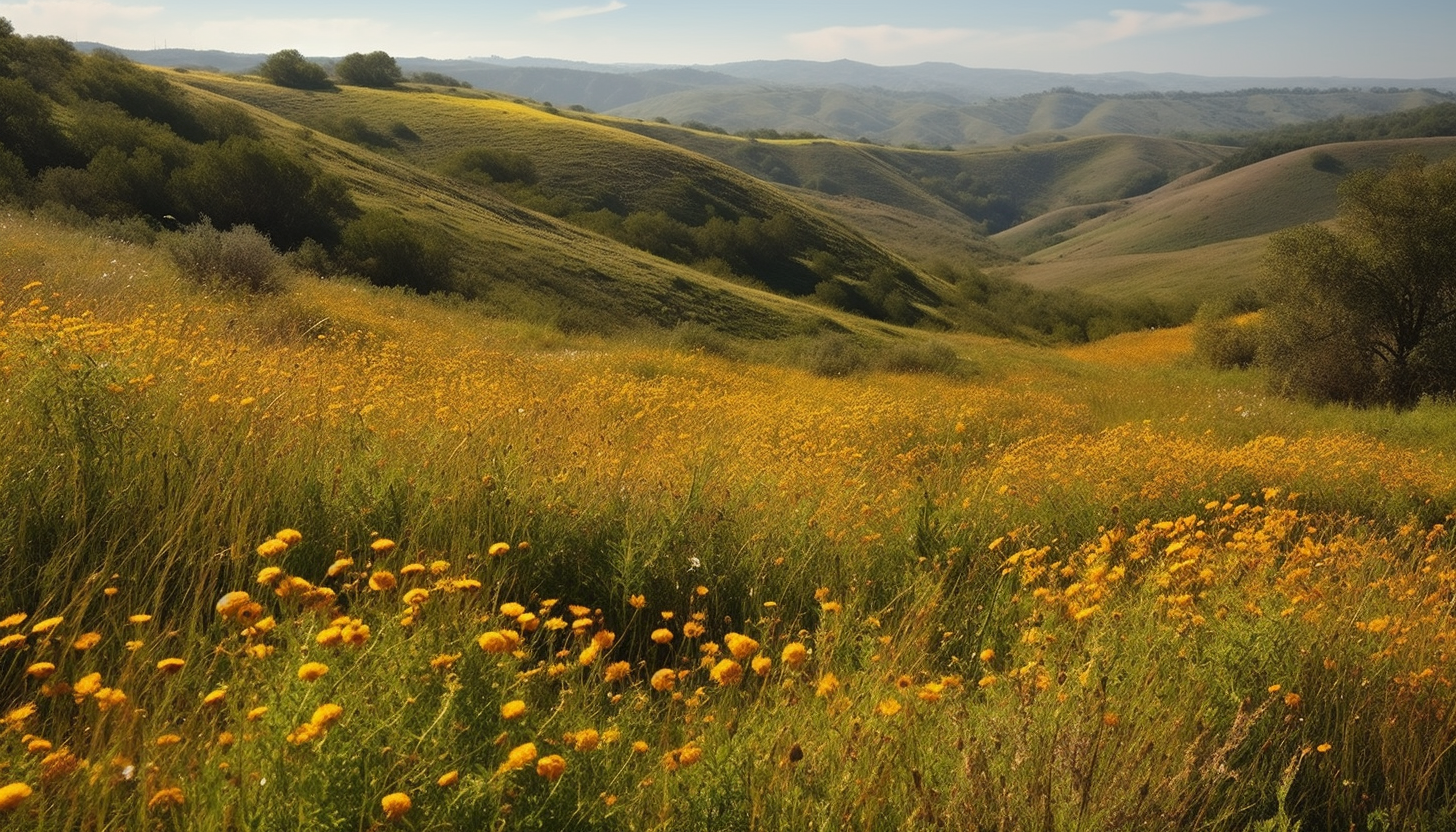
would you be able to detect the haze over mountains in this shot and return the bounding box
[78,43,1456,147]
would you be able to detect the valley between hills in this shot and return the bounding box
[4,32,1456,830]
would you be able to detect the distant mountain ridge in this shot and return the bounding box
[77,43,1456,147]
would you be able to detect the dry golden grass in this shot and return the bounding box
[3,212,1456,829]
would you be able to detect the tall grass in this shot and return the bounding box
[2,213,1455,829]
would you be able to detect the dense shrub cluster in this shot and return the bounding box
[0,23,463,295]
[257,49,332,90]
[335,51,402,88]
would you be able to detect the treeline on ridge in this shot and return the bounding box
[0,24,456,294]
[1204,102,1456,174]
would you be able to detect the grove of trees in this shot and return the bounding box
[335,51,402,88]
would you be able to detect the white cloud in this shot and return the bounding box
[536,1,626,24]
[0,0,163,31]
[184,17,393,55]
[788,2,1268,60]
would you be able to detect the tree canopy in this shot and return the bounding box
[1261,154,1456,407]
[335,51,402,88]
[258,49,332,90]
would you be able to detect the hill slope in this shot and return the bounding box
[600,121,1228,238]
[992,136,1456,299]
[175,73,960,322]
[609,87,1454,147]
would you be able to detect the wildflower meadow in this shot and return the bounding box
[2,214,1455,830]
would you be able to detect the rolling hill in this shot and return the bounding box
[80,44,1456,148]
[171,72,965,325]
[609,87,1456,147]
[991,136,1456,299]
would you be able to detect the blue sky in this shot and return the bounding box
[2,0,1451,78]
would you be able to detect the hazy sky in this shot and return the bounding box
[2,0,1451,78]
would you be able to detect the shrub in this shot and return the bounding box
[318,115,397,149]
[871,339,967,377]
[407,71,469,88]
[441,147,537,185]
[1193,311,1262,370]
[800,333,866,377]
[336,210,453,293]
[166,222,283,293]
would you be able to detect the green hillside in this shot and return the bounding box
[603,121,1227,235]
[992,136,1456,299]
[175,72,969,326]
[611,86,1454,147]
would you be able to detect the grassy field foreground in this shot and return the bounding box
[2,214,1456,830]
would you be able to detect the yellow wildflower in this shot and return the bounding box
[215,592,250,619]
[310,703,343,728]
[31,616,63,634]
[497,742,537,774]
[297,662,329,682]
[71,632,101,650]
[781,642,808,668]
[710,659,744,686]
[256,539,288,559]
[816,674,840,698]
[478,630,520,654]
[146,787,185,811]
[73,673,103,698]
[536,754,566,781]
[0,781,32,815]
[724,632,760,660]
[381,792,411,821]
